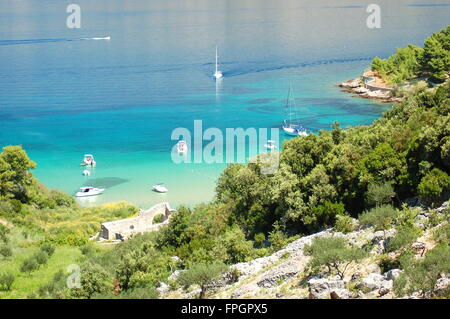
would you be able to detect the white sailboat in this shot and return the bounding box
[282,84,308,137]
[213,46,223,80]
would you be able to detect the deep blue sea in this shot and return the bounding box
[0,0,449,208]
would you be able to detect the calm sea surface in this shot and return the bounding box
[0,0,449,208]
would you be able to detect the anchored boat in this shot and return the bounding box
[282,84,308,137]
[80,154,96,167]
[213,46,223,80]
[152,184,168,193]
[75,187,104,197]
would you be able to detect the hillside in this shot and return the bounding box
[0,26,449,299]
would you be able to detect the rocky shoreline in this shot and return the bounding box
[338,78,403,103]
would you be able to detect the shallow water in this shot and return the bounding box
[0,0,448,208]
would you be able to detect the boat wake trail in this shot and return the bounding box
[0,36,111,46]
[222,56,372,77]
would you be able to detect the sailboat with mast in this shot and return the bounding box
[282,84,308,137]
[213,46,223,80]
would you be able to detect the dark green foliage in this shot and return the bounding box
[378,254,401,273]
[0,245,12,258]
[40,243,55,257]
[35,251,48,265]
[152,213,164,224]
[418,168,450,206]
[421,25,450,82]
[0,272,15,291]
[177,263,228,299]
[0,224,10,244]
[254,233,266,248]
[394,245,450,297]
[115,242,175,290]
[372,26,450,84]
[304,236,367,279]
[359,205,398,232]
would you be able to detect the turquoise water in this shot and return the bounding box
[0,0,449,208]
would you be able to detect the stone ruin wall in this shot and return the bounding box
[100,202,174,240]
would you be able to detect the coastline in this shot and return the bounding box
[338,77,403,103]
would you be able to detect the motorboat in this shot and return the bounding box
[75,187,104,197]
[80,154,96,167]
[152,184,168,193]
[177,140,188,154]
[213,46,223,79]
[264,140,278,150]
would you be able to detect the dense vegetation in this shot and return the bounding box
[371,25,450,84]
[0,27,449,299]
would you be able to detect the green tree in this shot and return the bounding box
[177,263,228,299]
[421,26,450,82]
[304,236,367,279]
[20,258,39,275]
[366,181,395,207]
[418,168,450,206]
[0,146,37,203]
[70,263,113,299]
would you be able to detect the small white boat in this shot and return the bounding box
[152,184,168,193]
[213,46,223,80]
[75,187,105,197]
[177,140,188,154]
[82,170,91,176]
[80,154,96,167]
[264,140,278,150]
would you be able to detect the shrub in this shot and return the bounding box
[20,258,39,274]
[40,242,55,257]
[152,213,164,224]
[418,168,450,207]
[388,225,421,252]
[394,245,450,297]
[69,263,113,299]
[177,263,228,299]
[378,254,401,273]
[0,245,12,258]
[304,236,367,279]
[366,181,395,207]
[268,222,289,252]
[334,215,356,234]
[359,205,398,233]
[432,222,450,245]
[35,251,49,265]
[254,233,266,248]
[308,201,346,232]
[0,273,15,291]
[0,224,10,244]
